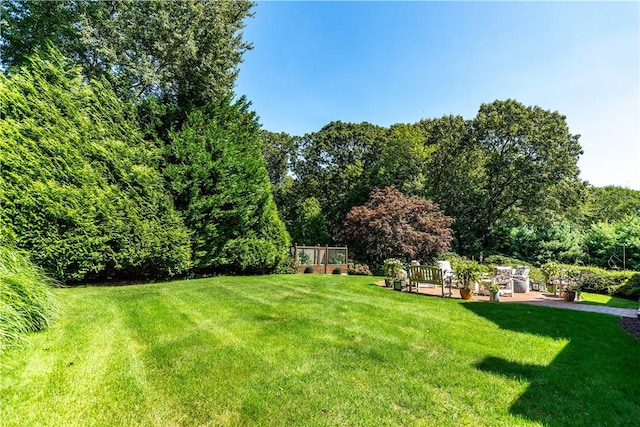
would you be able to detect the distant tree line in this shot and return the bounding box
[262,109,640,271]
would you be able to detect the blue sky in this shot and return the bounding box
[235,1,640,190]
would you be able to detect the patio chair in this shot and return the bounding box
[436,260,455,287]
[493,266,514,297]
[512,266,530,293]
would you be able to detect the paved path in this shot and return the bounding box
[492,289,638,318]
[514,300,638,318]
[515,299,638,318]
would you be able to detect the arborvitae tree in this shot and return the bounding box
[164,98,290,274]
[0,48,191,282]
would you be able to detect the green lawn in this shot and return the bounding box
[579,292,640,309]
[1,275,639,426]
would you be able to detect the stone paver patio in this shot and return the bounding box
[378,281,638,318]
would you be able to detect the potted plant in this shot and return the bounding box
[454,259,482,300]
[541,261,561,295]
[560,267,581,302]
[383,258,405,289]
[489,283,501,302]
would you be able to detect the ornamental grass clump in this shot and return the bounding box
[0,246,58,352]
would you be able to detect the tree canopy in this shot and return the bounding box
[291,121,387,239]
[342,186,454,269]
[265,100,587,266]
[2,0,253,106]
[470,99,584,245]
[585,186,640,223]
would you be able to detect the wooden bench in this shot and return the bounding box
[408,265,451,297]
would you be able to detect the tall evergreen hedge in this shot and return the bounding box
[165,99,290,274]
[0,49,192,282]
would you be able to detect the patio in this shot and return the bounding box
[376,281,637,318]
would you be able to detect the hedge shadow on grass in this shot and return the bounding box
[463,302,640,427]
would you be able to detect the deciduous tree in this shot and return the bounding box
[293,121,387,240]
[2,0,253,106]
[290,197,330,246]
[341,186,453,270]
[469,99,584,250]
[585,186,640,224]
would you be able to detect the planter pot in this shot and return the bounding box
[393,280,403,291]
[563,290,577,302]
[460,288,473,300]
[384,278,393,288]
[546,284,555,293]
[490,290,500,302]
